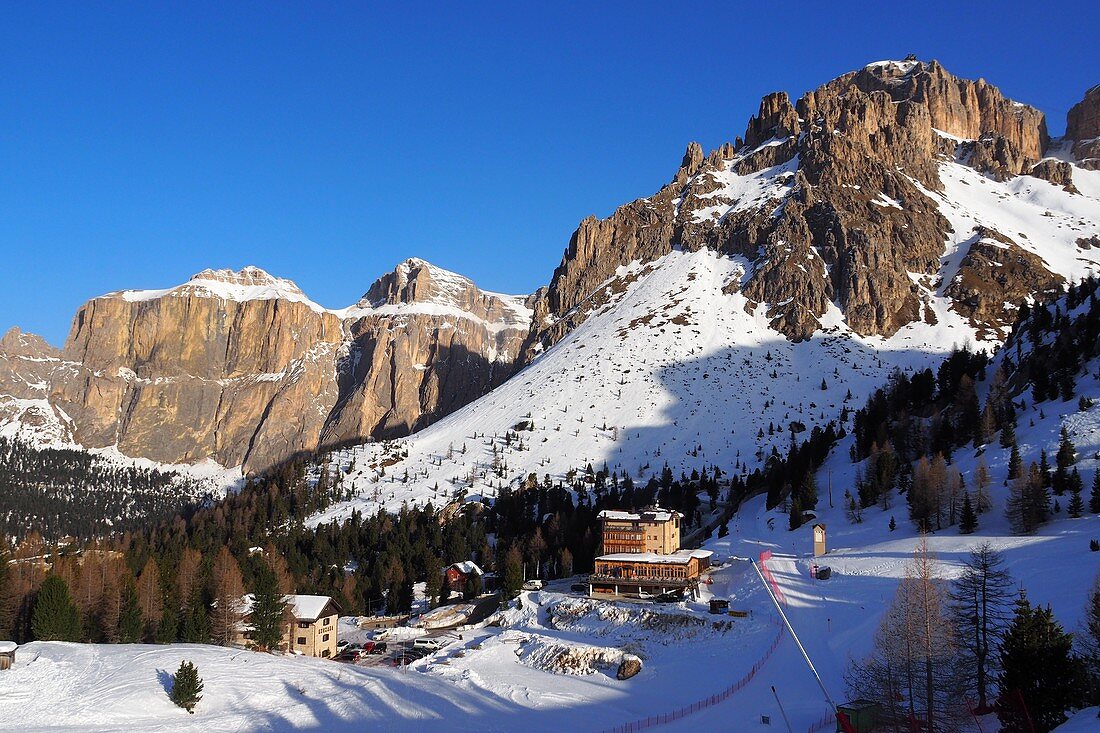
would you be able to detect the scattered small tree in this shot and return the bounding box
[169,659,204,714]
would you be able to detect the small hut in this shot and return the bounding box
[0,641,16,671]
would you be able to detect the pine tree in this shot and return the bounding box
[950,543,1013,712]
[169,659,204,714]
[1068,486,1085,518]
[31,575,81,641]
[500,545,524,605]
[997,591,1088,733]
[1091,471,1100,514]
[1007,444,1023,481]
[249,564,288,652]
[118,579,143,643]
[1000,414,1017,448]
[424,554,443,608]
[788,496,803,531]
[959,492,978,534]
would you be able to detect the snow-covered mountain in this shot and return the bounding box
[2,57,1099,516]
[306,58,1100,526]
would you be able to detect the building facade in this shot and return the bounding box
[589,507,711,598]
[235,594,340,658]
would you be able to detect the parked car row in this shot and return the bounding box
[334,641,388,662]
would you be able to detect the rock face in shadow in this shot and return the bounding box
[1068,84,1100,170]
[525,58,1063,352]
[20,263,531,472]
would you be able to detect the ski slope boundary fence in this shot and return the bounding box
[597,554,788,733]
[806,710,837,732]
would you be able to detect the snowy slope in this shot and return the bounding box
[309,249,938,524]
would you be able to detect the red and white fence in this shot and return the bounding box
[597,551,789,733]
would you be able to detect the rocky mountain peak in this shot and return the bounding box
[529,58,1096,354]
[356,258,531,328]
[188,265,299,291]
[0,327,59,359]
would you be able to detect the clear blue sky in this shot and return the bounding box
[3,2,1096,346]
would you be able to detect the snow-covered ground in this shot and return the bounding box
[308,246,983,527]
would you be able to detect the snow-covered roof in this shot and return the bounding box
[596,549,712,565]
[239,594,336,622]
[447,561,484,577]
[0,641,16,653]
[598,508,681,523]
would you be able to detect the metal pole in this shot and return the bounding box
[771,686,794,733]
[751,558,837,710]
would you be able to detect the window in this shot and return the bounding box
[298,622,310,629]
[322,633,330,642]
[321,649,330,658]
[297,637,307,645]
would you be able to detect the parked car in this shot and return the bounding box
[570,582,589,593]
[655,591,681,603]
[372,642,387,654]
[413,637,446,651]
[336,639,350,650]
[334,649,362,663]
[522,579,544,591]
[361,640,375,653]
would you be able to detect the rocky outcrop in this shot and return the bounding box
[1067,85,1100,170]
[944,228,1065,339]
[530,58,1052,347]
[1031,159,1077,192]
[8,264,532,472]
[321,259,531,443]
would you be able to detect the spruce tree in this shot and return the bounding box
[788,496,803,531]
[1091,471,1100,514]
[1007,444,1023,481]
[118,580,144,643]
[500,545,524,605]
[1068,487,1085,519]
[424,554,443,608]
[997,591,1088,733]
[169,659,204,714]
[249,565,288,652]
[959,492,978,534]
[31,575,81,641]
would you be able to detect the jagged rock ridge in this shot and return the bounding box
[527,57,1099,352]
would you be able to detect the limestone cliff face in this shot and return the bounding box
[527,58,1068,351]
[11,263,531,471]
[1068,84,1100,170]
[321,259,532,443]
[0,328,78,444]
